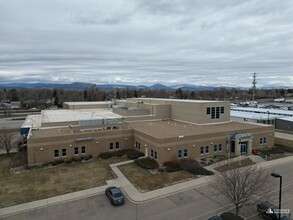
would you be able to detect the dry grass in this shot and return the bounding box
[215,158,254,172]
[0,154,127,208]
[119,163,195,192]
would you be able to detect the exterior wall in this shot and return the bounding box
[63,102,110,110]
[113,108,150,116]
[126,98,230,124]
[27,128,134,166]
[275,119,293,132]
[133,124,274,166]
[170,101,230,124]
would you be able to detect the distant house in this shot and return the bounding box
[274,98,285,102]
[10,101,21,109]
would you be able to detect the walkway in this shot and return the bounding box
[1,155,293,218]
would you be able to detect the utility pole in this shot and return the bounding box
[252,73,257,101]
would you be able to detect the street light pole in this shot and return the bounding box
[271,172,282,220]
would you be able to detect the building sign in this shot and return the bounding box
[75,138,94,142]
[238,133,252,140]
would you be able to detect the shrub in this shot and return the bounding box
[71,156,82,162]
[88,154,93,159]
[134,158,159,169]
[65,158,73,164]
[99,152,113,159]
[220,212,243,220]
[163,160,182,172]
[126,150,144,159]
[179,158,213,175]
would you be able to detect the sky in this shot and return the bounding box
[0,0,293,88]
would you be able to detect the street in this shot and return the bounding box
[2,161,293,220]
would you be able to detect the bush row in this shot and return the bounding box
[98,149,144,160]
[51,155,93,166]
[134,157,159,169]
[163,158,214,175]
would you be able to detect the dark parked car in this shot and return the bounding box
[257,201,290,220]
[105,186,125,206]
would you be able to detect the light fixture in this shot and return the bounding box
[125,138,128,141]
[192,145,195,148]
[40,148,43,151]
[96,141,99,144]
[69,144,72,147]
[167,148,170,151]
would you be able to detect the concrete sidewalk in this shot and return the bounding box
[1,155,293,218]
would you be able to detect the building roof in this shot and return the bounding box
[231,107,293,117]
[230,111,283,120]
[64,101,112,106]
[22,115,42,128]
[133,98,227,103]
[41,109,123,124]
[277,117,293,122]
[129,120,270,139]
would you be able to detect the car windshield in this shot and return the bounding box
[113,192,122,198]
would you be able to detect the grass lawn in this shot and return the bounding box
[0,154,127,208]
[119,163,196,192]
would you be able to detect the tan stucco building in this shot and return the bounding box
[25,98,274,167]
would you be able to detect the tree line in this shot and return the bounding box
[0,87,292,109]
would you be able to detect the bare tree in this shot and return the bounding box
[210,165,273,217]
[0,128,17,154]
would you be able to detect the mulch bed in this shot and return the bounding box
[215,158,254,172]
[11,150,27,168]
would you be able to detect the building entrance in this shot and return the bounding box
[240,142,248,155]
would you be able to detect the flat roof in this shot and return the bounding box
[64,101,112,105]
[231,111,283,120]
[231,107,293,116]
[277,117,293,122]
[131,98,228,103]
[22,115,42,128]
[41,109,123,123]
[129,120,269,139]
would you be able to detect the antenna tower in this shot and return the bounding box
[252,73,257,101]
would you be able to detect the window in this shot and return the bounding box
[207,107,211,115]
[74,147,78,155]
[264,137,266,144]
[260,138,263,145]
[184,149,188,157]
[151,149,154,158]
[205,146,209,154]
[216,107,220,119]
[221,107,224,114]
[54,149,59,158]
[62,148,66,157]
[200,146,204,155]
[109,143,114,150]
[138,143,141,150]
[218,144,222,152]
[81,146,86,154]
[214,144,217,152]
[116,142,120,149]
[211,107,215,119]
[135,141,138,148]
[178,149,182,159]
[154,151,157,160]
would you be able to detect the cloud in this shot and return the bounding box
[0,0,292,87]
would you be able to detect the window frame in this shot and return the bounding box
[218,144,222,152]
[62,148,67,157]
[54,149,59,158]
[200,146,204,155]
[205,146,209,154]
[183,148,188,157]
[116,142,120,149]
[74,147,78,155]
[109,142,114,150]
[178,149,182,159]
[81,146,86,154]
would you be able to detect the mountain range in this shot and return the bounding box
[0,82,290,91]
